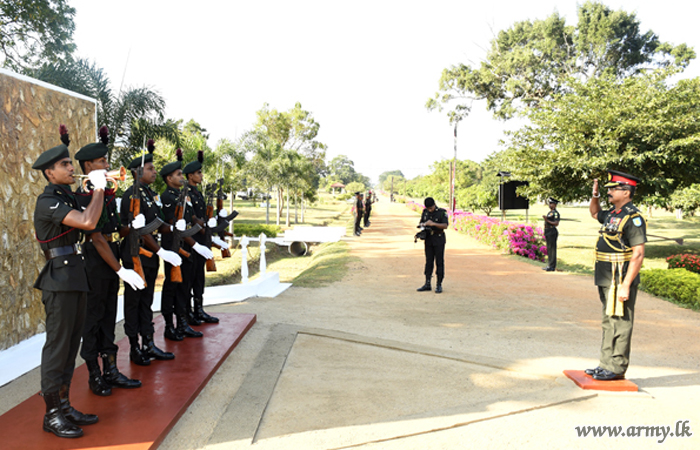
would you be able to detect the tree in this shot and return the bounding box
[0,0,76,71]
[502,69,700,205]
[241,130,281,224]
[378,170,404,187]
[328,155,358,185]
[427,1,694,121]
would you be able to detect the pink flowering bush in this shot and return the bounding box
[667,254,700,274]
[407,202,546,262]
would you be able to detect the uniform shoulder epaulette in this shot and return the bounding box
[624,204,639,214]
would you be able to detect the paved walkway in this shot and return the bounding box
[3,198,699,449]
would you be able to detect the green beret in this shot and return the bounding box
[75,142,108,161]
[183,160,202,175]
[127,151,154,170]
[32,144,70,171]
[160,161,182,178]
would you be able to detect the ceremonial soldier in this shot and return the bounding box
[416,197,448,293]
[74,127,143,397]
[586,170,646,381]
[354,191,363,236]
[542,197,560,272]
[183,151,227,325]
[119,140,182,365]
[32,126,106,438]
[363,190,374,227]
[160,150,214,341]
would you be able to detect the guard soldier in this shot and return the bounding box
[160,150,214,340]
[585,170,646,381]
[416,197,449,293]
[32,126,106,438]
[74,127,144,397]
[354,191,364,236]
[542,197,560,272]
[183,150,227,326]
[363,190,374,227]
[120,140,182,365]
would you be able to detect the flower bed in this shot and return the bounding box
[667,254,700,274]
[407,202,546,262]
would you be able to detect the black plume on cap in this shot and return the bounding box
[147,139,155,153]
[99,126,109,145]
[176,148,183,161]
[197,150,204,163]
[59,124,70,147]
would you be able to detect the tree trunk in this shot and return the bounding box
[294,194,298,224]
[286,189,290,227]
[301,192,305,222]
[276,187,282,226]
[265,186,271,224]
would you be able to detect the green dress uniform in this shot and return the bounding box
[594,201,647,375]
[544,208,560,270]
[188,182,207,311]
[354,194,364,236]
[419,207,449,286]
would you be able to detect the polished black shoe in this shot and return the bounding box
[194,298,219,323]
[102,353,142,388]
[128,336,151,366]
[178,315,203,338]
[164,324,184,341]
[59,385,98,426]
[541,267,550,271]
[435,284,443,294]
[592,369,625,381]
[42,391,83,438]
[416,283,432,292]
[142,334,175,360]
[584,366,603,376]
[187,310,202,326]
[85,360,111,396]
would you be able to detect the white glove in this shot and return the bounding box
[193,243,214,259]
[116,267,145,290]
[212,236,229,250]
[157,248,182,266]
[175,219,186,231]
[218,208,228,218]
[88,169,107,190]
[207,217,217,228]
[131,214,145,229]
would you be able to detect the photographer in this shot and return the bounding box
[416,197,449,293]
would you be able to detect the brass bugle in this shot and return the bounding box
[75,166,127,190]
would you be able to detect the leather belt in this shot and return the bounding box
[44,244,81,261]
[595,250,631,263]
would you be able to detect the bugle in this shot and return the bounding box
[75,166,127,190]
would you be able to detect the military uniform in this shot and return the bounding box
[354,194,364,236]
[419,206,449,288]
[594,201,647,375]
[363,193,373,227]
[544,201,560,271]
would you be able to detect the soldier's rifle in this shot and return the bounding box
[204,183,218,272]
[169,182,203,282]
[215,176,238,258]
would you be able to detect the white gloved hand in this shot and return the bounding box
[87,169,107,190]
[116,267,145,290]
[157,248,182,266]
[175,219,186,231]
[218,208,228,218]
[207,217,217,228]
[212,236,229,250]
[193,243,214,260]
[132,214,145,229]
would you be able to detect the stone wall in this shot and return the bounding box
[0,69,96,351]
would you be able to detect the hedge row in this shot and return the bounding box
[640,268,700,309]
[232,223,280,238]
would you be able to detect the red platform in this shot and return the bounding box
[564,369,638,392]
[0,312,256,449]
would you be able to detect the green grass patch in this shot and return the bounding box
[292,241,359,288]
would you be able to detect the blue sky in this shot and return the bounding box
[69,1,700,183]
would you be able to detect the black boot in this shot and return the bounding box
[102,353,142,388]
[142,334,175,360]
[164,314,183,341]
[177,314,203,338]
[128,335,151,366]
[85,359,111,396]
[186,302,202,326]
[435,283,443,294]
[42,391,83,438]
[59,384,98,426]
[416,278,432,292]
[194,297,219,323]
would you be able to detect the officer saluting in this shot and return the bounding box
[416,197,449,293]
[542,197,560,272]
[32,126,107,438]
[586,170,646,381]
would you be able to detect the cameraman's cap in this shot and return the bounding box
[32,144,70,170]
[547,197,559,204]
[603,170,640,188]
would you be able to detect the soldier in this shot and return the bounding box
[354,191,364,236]
[585,170,646,381]
[183,151,228,325]
[74,127,143,397]
[119,140,182,365]
[416,197,449,294]
[160,150,214,340]
[542,197,560,272]
[32,126,106,438]
[363,190,374,227]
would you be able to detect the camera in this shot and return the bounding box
[414,224,431,243]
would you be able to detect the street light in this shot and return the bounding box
[449,118,461,212]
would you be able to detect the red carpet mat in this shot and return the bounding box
[564,369,638,392]
[0,312,256,449]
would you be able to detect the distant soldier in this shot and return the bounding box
[542,197,560,272]
[585,170,646,381]
[363,190,374,227]
[416,197,449,293]
[32,126,106,438]
[354,192,364,236]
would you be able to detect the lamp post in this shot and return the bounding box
[449,118,461,212]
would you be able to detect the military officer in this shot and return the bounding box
[119,140,182,365]
[416,197,449,293]
[542,197,560,272]
[74,127,143,397]
[32,127,107,438]
[585,170,646,381]
[363,190,374,227]
[160,150,214,341]
[183,150,227,325]
[354,191,364,236]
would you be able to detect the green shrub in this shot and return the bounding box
[640,268,700,309]
[336,193,352,201]
[232,223,280,237]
